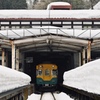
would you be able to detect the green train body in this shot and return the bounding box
[36,63,58,87]
[36,78,57,86]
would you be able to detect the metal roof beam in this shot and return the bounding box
[19,43,48,50]
[0,39,11,45]
[13,35,88,46]
[52,43,82,50]
[13,35,49,45]
[50,46,78,52]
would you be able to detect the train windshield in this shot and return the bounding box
[37,70,42,76]
[52,70,57,76]
[45,69,50,76]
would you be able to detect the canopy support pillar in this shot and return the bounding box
[79,52,81,66]
[82,48,86,64]
[16,48,19,71]
[2,49,5,66]
[87,41,91,62]
[5,50,8,67]
[11,41,16,69]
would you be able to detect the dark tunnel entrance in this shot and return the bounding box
[24,52,74,85]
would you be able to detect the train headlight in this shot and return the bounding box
[40,65,42,68]
[52,65,54,68]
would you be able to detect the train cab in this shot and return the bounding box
[36,63,58,91]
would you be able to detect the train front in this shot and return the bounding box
[36,63,58,91]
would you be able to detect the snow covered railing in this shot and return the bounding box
[61,84,100,100]
[0,84,34,100]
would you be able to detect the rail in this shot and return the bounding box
[40,92,43,100]
[60,84,100,100]
[0,84,34,100]
[51,92,56,100]
[40,92,56,100]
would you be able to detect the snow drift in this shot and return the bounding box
[27,92,74,100]
[63,59,100,94]
[0,65,31,93]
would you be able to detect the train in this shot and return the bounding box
[36,63,58,91]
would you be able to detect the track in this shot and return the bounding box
[40,92,56,100]
[51,92,56,100]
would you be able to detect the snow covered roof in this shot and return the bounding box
[0,10,100,19]
[0,9,100,52]
[63,59,100,94]
[1,27,100,39]
[0,26,90,52]
[93,1,100,10]
[1,26,100,52]
[47,2,71,6]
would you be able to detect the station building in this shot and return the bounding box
[0,9,100,84]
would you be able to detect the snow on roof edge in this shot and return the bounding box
[47,2,71,10]
[0,10,100,19]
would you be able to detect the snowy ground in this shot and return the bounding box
[63,59,100,94]
[0,65,31,93]
[27,92,74,100]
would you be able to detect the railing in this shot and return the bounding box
[0,84,34,100]
[60,84,100,100]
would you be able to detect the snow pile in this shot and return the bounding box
[27,93,40,100]
[63,59,100,94]
[27,92,74,100]
[41,93,55,100]
[0,65,31,93]
[54,92,73,100]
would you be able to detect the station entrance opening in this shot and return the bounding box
[24,51,74,84]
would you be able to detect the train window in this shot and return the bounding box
[37,70,42,76]
[45,69,50,76]
[52,70,57,76]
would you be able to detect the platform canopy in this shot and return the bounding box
[0,26,100,52]
[0,10,100,19]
